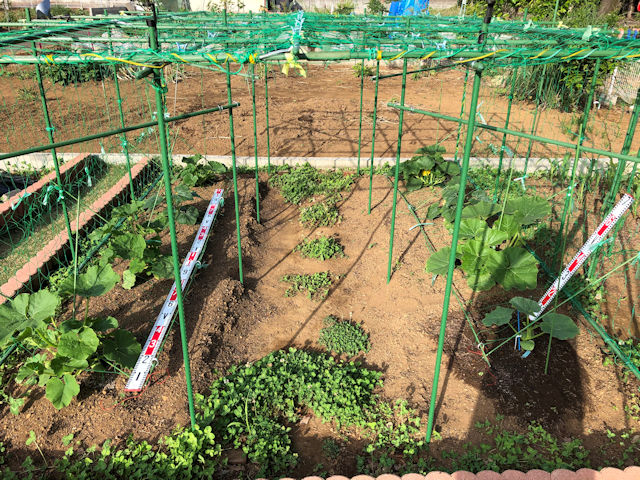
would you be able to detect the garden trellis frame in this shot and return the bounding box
[0,3,639,440]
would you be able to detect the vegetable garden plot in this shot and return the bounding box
[0,5,639,477]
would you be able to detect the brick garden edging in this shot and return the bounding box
[266,467,640,480]
[0,157,151,305]
[0,153,92,229]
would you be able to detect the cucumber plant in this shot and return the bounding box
[482,296,580,352]
[92,183,200,290]
[1,265,141,410]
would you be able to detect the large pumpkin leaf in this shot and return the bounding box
[540,313,580,340]
[487,247,539,291]
[426,247,452,276]
[509,297,541,316]
[412,155,436,172]
[482,306,514,326]
[495,215,520,238]
[57,327,99,361]
[0,290,60,348]
[442,184,460,207]
[459,218,488,239]
[45,374,80,409]
[461,241,500,291]
[60,264,120,298]
[505,196,551,226]
[437,160,461,176]
[405,177,424,192]
[461,201,500,219]
[102,330,141,369]
[426,203,442,220]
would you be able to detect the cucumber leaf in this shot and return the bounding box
[482,306,514,327]
[0,290,60,348]
[111,233,146,260]
[57,327,99,361]
[45,374,80,410]
[509,297,541,316]
[60,264,120,298]
[176,205,199,225]
[102,329,141,368]
[540,313,580,340]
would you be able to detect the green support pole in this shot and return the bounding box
[26,8,75,262]
[590,87,640,277]
[368,59,380,215]
[357,53,366,175]
[147,4,196,428]
[426,63,483,444]
[386,57,407,284]
[552,0,560,23]
[603,86,640,212]
[493,66,518,201]
[226,63,244,284]
[251,62,260,223]
[524,65,547,174]
[108,27,135,200]
[454,69,470,163]
[387,103,640,166]
[264,62,272,175]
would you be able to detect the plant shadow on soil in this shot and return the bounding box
[1,175,639,478]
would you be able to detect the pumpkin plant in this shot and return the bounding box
[400,145,461,192]
[2,265,141,409]
[482,296,580,353]
[426,192,551,291]
[177,154,227,187]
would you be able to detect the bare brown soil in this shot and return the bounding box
[1,64,637,160]
[0,174,638,477]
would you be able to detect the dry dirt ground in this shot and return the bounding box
[0,174,638,477]
[1,63,638,161]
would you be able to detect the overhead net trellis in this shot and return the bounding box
[0,7,638,434]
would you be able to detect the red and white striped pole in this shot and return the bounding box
[530,193,634,321]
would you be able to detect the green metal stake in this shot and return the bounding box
[493,66,518,201]
[552,0,560,23]
[368,59,380,215]
[426,62,483,444]
[108,27,135,200]
[25,8,75,263]
[590,87,640,277]
[524,65,547,174]
[454,69,470,163]
[264,62,272,175]
[226,63,244,284]
[251,62,260,223]
[356,50,366,175]
[386,57,407,284]
[147,4,196,428]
